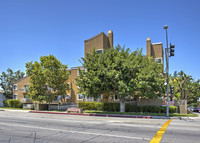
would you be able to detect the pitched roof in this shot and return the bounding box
[84,32,106,42]
[14,76,29,84]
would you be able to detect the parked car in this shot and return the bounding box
[193,108,199,112]
[188,107,194,111]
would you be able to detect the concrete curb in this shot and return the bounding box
[29,111,171,119]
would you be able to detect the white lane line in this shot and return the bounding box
[0,122,151,141]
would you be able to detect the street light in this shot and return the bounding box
[164,25,169,117]
[164,25,175,117]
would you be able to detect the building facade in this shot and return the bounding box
[13,30,163,107]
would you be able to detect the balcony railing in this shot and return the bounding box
[20,98,32,103]
[19,88,29,93]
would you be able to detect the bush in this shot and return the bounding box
[7,99,23,108]
[78,102,120,112]
[169,106,177,113]
[3,100,8,107]
[125,104,139,112]
[78,102,178,113]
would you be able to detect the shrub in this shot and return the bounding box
[169,106,177,113]
[3,100,8,107]
[7,99,23,108]
[103,102,120,112]
[78,102,120,112]
[125,104,138,112]
[78,102,178,113]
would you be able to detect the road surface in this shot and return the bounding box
[0,110,200,143]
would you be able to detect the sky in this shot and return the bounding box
[0,0,200,81]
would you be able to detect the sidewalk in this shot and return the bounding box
[0,109,30,112]
[29,110,170,119]
[2,108,198,120]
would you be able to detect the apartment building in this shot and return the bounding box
[13,30,163,107]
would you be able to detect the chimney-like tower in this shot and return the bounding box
[108,30,113,48]
[146,38,152,58]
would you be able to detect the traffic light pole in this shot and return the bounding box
[164,25,175,117]
[165,27,169,117]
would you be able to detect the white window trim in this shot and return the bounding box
[85,96,94,101]
[154,58,163,64]
[77,70,79,76]
[114,95,119,101]
[96,49,103,54]
[13,84,18,91]
[13,94,18,100]
[65,94,71,99]
[77,93,84,100]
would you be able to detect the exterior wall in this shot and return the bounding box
[151,43,163,58]
[146,38,152,58]
[146,38,163,59]
[0,92,6,107]
[137,99,162,106]
[66,68,80,103]
[13,76,30,101]
[84,31,113,58]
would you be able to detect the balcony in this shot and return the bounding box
[19,88,29,93]
[20,98,32,103]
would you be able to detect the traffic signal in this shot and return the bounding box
[170,86,174,95]
[169,43,175,57]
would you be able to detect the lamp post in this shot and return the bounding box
[164,25,169,117]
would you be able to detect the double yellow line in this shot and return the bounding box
[150,119,172,143]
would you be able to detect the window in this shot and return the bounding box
[96,49,103,54]
[65,94,70,99]
[24,94,28,99]
[78,94,84,100]
[77,68,86,76]
[154,58,163,64]
[13,84,18,91]
[85,96,93,101]
[13,94,17,100]
[114,95,119,101]
[77,70,79,76]
[24,85,29,91]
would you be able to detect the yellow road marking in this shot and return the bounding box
[150,119,172,143]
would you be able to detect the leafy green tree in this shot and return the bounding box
[0,68,25,98]
[26,55,69,110]
[136,56,165,98]
[76,45,164,112]
[187,80,200,105]
[170,71,200,106]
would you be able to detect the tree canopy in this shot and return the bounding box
[76,45,165,112]
[26,55,69,109]
[0,68,25,98]
[170,71,200,106]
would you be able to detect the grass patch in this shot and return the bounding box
[83,110,198,117]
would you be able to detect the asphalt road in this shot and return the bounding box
[0,111,200,143]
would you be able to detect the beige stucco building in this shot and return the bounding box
[13,30,163,108]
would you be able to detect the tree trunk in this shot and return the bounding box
[119,96,125,112]
[48,102,51,111]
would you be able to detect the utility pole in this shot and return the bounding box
[164,25,175,117]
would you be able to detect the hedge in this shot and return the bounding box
[7,99,23,108]
[78,102,177,113]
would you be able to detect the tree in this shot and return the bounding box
[0,68,25,98]
[26,55,70,110]
[136,55,165,98]
[170,71,200,106]
[76,45,164,112]
[187,80,200,105]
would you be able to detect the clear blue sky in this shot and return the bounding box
[0,0,200,80]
